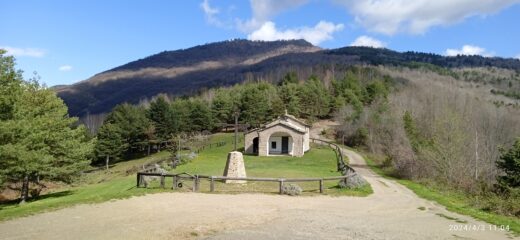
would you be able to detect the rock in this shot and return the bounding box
[281,184,302,196]
[223,151,247,183]
[338,168,367,189]
[142,166,168,188]
[187,152,197,159]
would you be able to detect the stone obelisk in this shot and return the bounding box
[223,151,247,183]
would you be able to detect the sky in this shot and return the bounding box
[2,0,520,87]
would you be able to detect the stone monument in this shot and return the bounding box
[223,151,247,183]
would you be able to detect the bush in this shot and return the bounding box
[345,128,369,147]
[477,188,520,217]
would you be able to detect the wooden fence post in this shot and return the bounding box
[160,174,165,188]
[195,175,200,192]
[319,179,324,193]
[173,175,178,189]
[279,179,284,194]
[136,173,141,188]
[210,176,215,192]
[192,175,197,192]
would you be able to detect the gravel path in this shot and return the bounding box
[205,148,515,240]
[0,122,516,239]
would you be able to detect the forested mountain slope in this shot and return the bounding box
[55,39,520,117]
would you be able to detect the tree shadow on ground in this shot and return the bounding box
[0,190,74,209]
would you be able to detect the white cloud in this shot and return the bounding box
[335,0,520,35]
[58,65,73,71]
[445,45,494,57]
[0,46,46,57]
[200,0,222,26]
[247,21,344,45]
[200,0,343,46]
[350,36,385,48]
[238,0,308,32]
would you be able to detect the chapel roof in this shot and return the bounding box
[245,113,309,134]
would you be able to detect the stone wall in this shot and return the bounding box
[258,124,304,157]
[244,131,258,154]
[244,121,309,157]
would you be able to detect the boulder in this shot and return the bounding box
[339,168,367,189]
[281,184,302,196]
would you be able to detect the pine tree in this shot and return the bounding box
[366,80,389,104]
[189,99,214,132]
[298,76,332,119]
[0,50,23,188]
[279,72,298,85]
[211,89,234,124]
[496,138,520,189]
[0,78,93,203]
[147,95,172,140]
[268,89,285,118]
[105,104,150,152]
[278,83,301,117]
[240,83,271,127]
[95,123,126,170]
[343,89,363,120]
[0,50,23,121]
[143,124,158,155]
[345,72,367,103]
[403,111,420,152]
[170,99,191,133]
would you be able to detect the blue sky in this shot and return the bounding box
[2,0,520,86]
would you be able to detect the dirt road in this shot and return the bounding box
[0,122,516,239]
[206,145,515,239]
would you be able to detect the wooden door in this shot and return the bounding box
[281,137,289,154]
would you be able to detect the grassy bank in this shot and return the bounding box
[0,152,171,221]
[174,133,372,195]
[0,133,371,221]
[363,153,520,235]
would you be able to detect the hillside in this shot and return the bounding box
[55,39,520,117]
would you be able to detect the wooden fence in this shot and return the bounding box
[194,141,228,154]
[141,140,229,171]
[310,138,352,173]
[136,137,357,194]
[136,172,349,194]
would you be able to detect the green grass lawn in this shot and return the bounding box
[363,153,520,235]
[174,133,372,196]
[0,133,371,221]
[0,152,171,221]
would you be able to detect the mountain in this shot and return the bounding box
[56,39,520,117]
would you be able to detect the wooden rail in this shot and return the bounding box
[194,141,228,153]
[143,140,229,172]
[136,172,349,194]
[310,138,351,172]
[136,137,355,194]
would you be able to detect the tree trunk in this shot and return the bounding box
[105,155,110,170]
[475,130,479,180]
[147,144,151,156]
[19,175,29,204]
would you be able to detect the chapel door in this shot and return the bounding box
[253,137,259,154]
[281,137,289,154]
